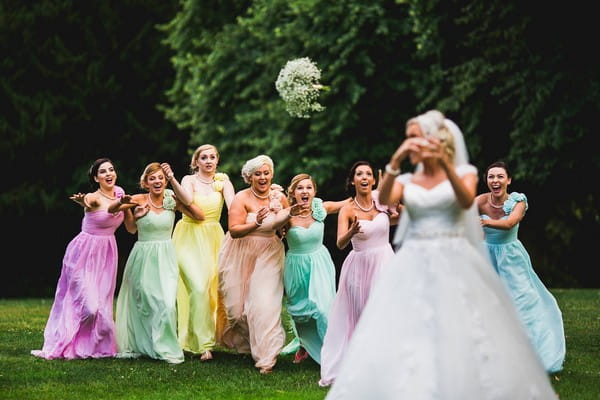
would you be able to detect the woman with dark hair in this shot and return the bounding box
[319,161,400,387]
[32,158,135,360]
[476,161,565,373]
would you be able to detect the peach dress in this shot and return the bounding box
[217,211,286,371]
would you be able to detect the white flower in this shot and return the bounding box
[275,57,328,118]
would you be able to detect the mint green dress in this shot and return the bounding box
[281,198,336,364]
[115,190,184,364]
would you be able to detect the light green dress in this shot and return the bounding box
[115,190,184,364]
[173,189,226,354]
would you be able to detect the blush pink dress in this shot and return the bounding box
[319,205,394,386]
[217,211,286,371]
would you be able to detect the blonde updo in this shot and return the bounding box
[240,154,274,184]
[189,144,219,173]
[287,173,316,206]
[408,110,456,162]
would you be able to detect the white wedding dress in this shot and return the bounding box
[325,165,558,400]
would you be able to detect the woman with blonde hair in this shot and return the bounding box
[173,144,235,361]
[109,162,203,364]
[325,110,558,399]
[279,174,349,365]
[217,155,302,374]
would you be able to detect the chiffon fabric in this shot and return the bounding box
[280,198,336,364]
[319,199,394,386]
[115,192,184,364]
[482,192,565,373]
[173,190,227,354]
[325,166,558,400]
[218,212,286,371]
[31,205,125,359]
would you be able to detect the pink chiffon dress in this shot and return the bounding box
[319,203,394,386]
[32,189,125,359]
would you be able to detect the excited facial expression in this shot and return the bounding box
[146,169,167,195]
[293,178,316,206]
[250,164,272,194]
[95,162,117,190]
[487,167,511,197]
[353,165,375,195]
[197,148,219,173]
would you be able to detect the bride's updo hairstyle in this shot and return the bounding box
[410,110,456,163]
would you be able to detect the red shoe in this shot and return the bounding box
[293,348,309,364]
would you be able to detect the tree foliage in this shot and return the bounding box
[0,0,183,216]
[161,0,599,286]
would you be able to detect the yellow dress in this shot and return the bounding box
[172,189,226,354]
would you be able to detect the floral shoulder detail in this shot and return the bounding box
[371,190,390,214]
[503,192,528,215]
[213,172,228,192]
[268,184,285,213]
[114,185,125,199]
[163,189,176,211]
[311,198,326,222]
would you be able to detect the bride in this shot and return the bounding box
[324,110,558,399]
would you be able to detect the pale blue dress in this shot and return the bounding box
[281,198,336,364]
[481,192,565,373]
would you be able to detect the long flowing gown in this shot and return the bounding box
[173,190,227,354]
[481,192,565,373]
[115,194,184,364]
[319,204,394,386]
[280,198,336,364]
[31,208,124,359]
[217,212,286,371]
[325,166,558,399]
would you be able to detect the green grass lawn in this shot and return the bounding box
[1,289,598,399]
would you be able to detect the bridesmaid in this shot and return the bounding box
[109,162,203,364]
[32,157,134,360]
[319,161,399,387]
[217,154,299,374]
[279,174,349,365]
[476,160,566,373]
[173,144,235,361]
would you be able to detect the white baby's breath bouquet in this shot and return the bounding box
[275,57,329,118]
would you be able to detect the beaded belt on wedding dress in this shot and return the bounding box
[408,229,462,239]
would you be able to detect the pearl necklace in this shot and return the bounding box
[195,174,214,184]
[97,189,116,200]
[295,212,311,218]
[250,187,270,199]
[147,194,164,209]
[488,193,505,209]
[353,198,374,212]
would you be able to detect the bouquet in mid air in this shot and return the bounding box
[275,57,329,118]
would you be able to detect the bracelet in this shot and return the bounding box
[167,174,174,181]
[385,163,401,176]
[255,220,262,227]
